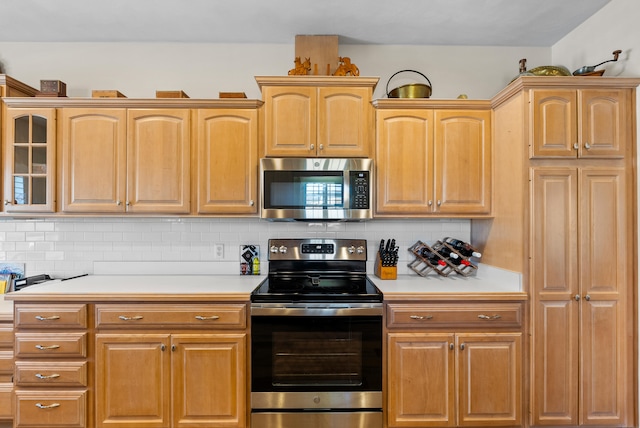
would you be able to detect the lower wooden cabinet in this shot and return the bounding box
[0,320,13,423]
[95,333,246,428]
[386,302,523,427]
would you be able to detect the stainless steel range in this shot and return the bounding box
[250,238,383,428]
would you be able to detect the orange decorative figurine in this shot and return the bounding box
[288,57,311,75]
[333,57,360,76]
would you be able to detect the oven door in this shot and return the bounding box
[251,306,382,410]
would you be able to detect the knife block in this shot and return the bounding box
[374,254,397,280]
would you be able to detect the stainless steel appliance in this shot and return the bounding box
[260,158,373,221]
[250,238,383,428]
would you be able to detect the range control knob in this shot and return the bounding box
[279,246,288,254]
[356,246,365,254]
[347,246,356,254]
[270,245,279,253]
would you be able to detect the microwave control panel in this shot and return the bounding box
[350,171,370,209]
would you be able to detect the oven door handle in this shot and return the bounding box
[251,305,383,317]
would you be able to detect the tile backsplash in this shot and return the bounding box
[0,217,470,278]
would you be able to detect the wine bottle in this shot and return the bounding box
[419,247,446,266]
[444,238,482,258]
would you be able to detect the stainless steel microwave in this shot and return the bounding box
[260,158,373,221]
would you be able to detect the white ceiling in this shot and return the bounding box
[0,0,611,46]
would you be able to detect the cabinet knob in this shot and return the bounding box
[460,343,465,351]
[449,343,454,350]
[3,200,10,206]
[585,294,591,301]
[573,143,579,150]
[584,142,591,150]
[161,344,166,351]
[126,201,131,206]
[249,200,254,206]
[319,144,324,150]
[574,294,581,301]
[116,200,122,206]
[310,144,315,151]
[428,200,433,206]
[437,200,441,206]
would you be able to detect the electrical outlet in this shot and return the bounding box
[213,243,224,260]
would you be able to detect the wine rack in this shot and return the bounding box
[408,240,478,277]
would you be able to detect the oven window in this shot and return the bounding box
[251,315,382,392]
[263,171,343,209]
[272,331,362,386]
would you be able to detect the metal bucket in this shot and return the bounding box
[386,70,432,98]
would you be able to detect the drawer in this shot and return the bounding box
[0,383,13,420]
[0,325,13,348]
[15,305,87,329]
[15,333,87,358]
[14,390,86,428]
[386,302,523,329]
[16,361,87,387]
[95,303,247,329]
[0,351,13,375]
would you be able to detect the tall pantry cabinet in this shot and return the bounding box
[472,76,640,427]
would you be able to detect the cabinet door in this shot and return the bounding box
[531,167,579,425]
[578,89,629,158]
[375,109,433,215]
[531,89,577,158]
[60,108,127,212]
[318,86,372,157]
[433,110,491,214]
[195,109,258,214]
[95,334,171,428]
[387,332,455,427]
[4,108,56,212]
[172,334,246,428]
[127,109,191,213]
[578,168,630,425]
[263,86,316,156]
[457,333,522,427]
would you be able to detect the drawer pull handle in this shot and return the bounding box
[35,344,60,350]
[35,402,60,409]
[195,315,220,321]
[409,315,433,320]
[118,315,144,321]
[477,314,502,320]
[35,373,61,380]
[35,315,61,321]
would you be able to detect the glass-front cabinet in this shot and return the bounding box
[3,108,56,212]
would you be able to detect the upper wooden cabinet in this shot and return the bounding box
[531,87,632,159]
[195,107,259,214]
[374,100,491,217]
[256,76,378,157]
[59,107,190,214]
[3,108,57,213]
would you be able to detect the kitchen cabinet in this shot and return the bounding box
[0,318,13,423]
[531,88,631,158]
[531,166,631,426]
[195,107,259,214]
[3,108,57,213]
[94,303,247,428]
[13,304,89,428]
[256,76,378,157]
[386,302,523,428]
[374,100,491,216]
[474,76,640,428]
[59,107,191,214]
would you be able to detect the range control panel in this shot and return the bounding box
[268,238,367,261]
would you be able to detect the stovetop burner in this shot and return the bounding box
[250,238,383,303]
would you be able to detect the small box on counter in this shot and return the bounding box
[156,90,190,98]
[92,90,127,98]
[240,245,260,275]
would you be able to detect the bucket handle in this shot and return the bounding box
[386,69,433,97]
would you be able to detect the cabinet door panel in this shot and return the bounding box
[318,87,372,157]
[457,333,522,427]
[387,332,454,427]
[172,334,246,428]
[434,110,491,214]
[127,109,190,213]
[196,109,258,214]
[95,334,171,428]
[60,109,127,212]
[376,110,433,214]
[579,89,628,158]
[531,90,577,158]
[263,86,315,156]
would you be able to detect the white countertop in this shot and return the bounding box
[2,264,525,312]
